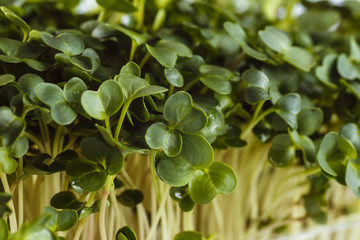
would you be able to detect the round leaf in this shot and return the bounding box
[41,32,84,56]
[268,134,296,167]
[145,122,182,157]
[96,0,137,12]
[0,74,15,87]
[18,73,45,102]
[146,44,177,68]
[116,226,137,240]
[189,161,237,204]
[51,102,77,125]
[117,189,144,207]
[174,231,204,240]
[81,80,124,120]
[36,83,65,105]
[259,26,292,53]
[297,108,323,136]
[283,46,316,72]
[164,67,184,87]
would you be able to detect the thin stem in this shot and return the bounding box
[1,170,17,233]
[139,52,151,69]
[241,107,276,139]
[63,135,78,151]
[115,101,131,140]
[73,192,97,240]
[136,0,146,30]
[23,132,46,153]
[253,101,265,121]
[18,157,24,227]
[105,117,111,134]
[145,186,169,240]
[52,125,63,157]
[167,85,174,98]
[150,151,161,201]
[129,40,137,62]
[99,175,115,240]
[182,77,199,92]
[97,8,106,22]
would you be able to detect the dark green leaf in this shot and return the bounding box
[96,0,137,12]
[174,231,204,240]
[117,189,144,207]
[116,226,137,240]
[164,67,184,87]
[41,32,84,56]
[50,191,84,210]
[268,134,296,167]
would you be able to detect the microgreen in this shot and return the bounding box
[1,1,360,240]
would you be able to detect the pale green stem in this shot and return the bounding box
[167,85,174,98]
[241,107,276,139]
[97,8,106,22]
[18,157,24,227]
[99,175,115,240]
[1,170,17,233]
[23,132,46,153]
[145,185,169,240]
[115,101,131,140]
[105,117,111,134]
[73,191,97,240]
[52,125,63,157]
[129,40,137,62]
[136,0,146,30]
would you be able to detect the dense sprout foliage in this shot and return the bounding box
[0,0,360,239]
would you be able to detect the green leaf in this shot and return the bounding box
[337,53,360,80]
[81,137,124,175]
[64,77,87,110]
[0,147,18,174]
[198,65,233,94]
[315,53,337,88]
[108,23,146,46]
[36,83,65,105]
[297,108,323,136]
[340,123,360,152]
[189,161,237,204]
[164,67,184,87]
[275,93,301,129]
[155,135,213,187]
[18,73,45,102]
[242,69,270,104]
[174,231,204,240]
[81,80,124,120]
[223,22,267,61]
[50,191,84,210]
[170,186,195,212]
[0,219,8,240]
[289,130,317,163]
[0,74,15,87]
[116,74,167,102]
[51,102,77,125]
[116,226,137,240]
[120,62,141,77]
[96,0,137,12]
[0,106,25,147]
[11,137,29,158]
[117,189,144,207]
[56,209,78,231]
[157,41,192,58]
[145,122,182,157]
[41,32,84,56]
[350,36,360,63]
[164,91,207,133]
[268,134,296,167]
[66,159,108,191]
[146,44,177,68]
[258,26,292,53]
[345,159,360,191]
[283,46,316,72]
[317,132,348,177]
[1,6,30,38]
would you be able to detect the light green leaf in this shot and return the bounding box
[145,122,182,157]
[51,102,77,125]
[81,80,123,120]
[0,74,15,87]
[189,161,237,204]
[164,67,184,87]
[96,0,137,12]
[337,53,360,80]
[36,83,65,105]
[258,26,292,53]
[1,6,30,38]
[223,22,267,61]
[315,53,337,88]
[146,44,177,68]
[268,134,296,167]
[0,147,18,174]
[283,46,316,72]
